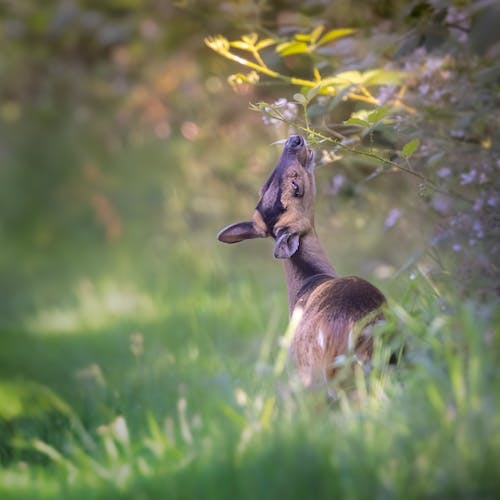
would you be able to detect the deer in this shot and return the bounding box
[217,135,386,387]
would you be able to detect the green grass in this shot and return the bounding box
[0,237,499,499]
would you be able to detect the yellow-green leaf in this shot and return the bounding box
[333,70,364,84]
[317,28,355,47]
[402,138,420,158]
[230,40,250,50]
[276,41,309,56]
[310,25,325,44]
[294,33,312,42]
[255,38,277,50]
[344,117,370,127]
[367,105,390,124]
[242,33,258,45]
[204,35,230,54]
[363,69,405,86]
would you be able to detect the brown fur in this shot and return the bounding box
[291,276,385,385]
[217,135,386,387]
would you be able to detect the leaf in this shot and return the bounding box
[255,38,277,50]
[402,138,420,158]
[230,40,250,50]
[310,25,325,44]
[363,69,405,86]
[294,33,312,42]
[329,70,364,85]
[317,28,355,47]
[306,85,321,101]
[344,117,370,127]
[293,93,308,105]
[220,404,247,429]
[259,397,276,430]
[204,35,230,54]
[276,41,309,56]
[367,105,390,124]
[242,33,258,46]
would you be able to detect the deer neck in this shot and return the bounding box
[283,230,336,315]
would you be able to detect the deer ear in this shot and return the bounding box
[274,229,299,258]
[217,221,265,244]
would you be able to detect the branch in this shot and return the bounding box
[303,128,473,203]
[204,36,380,105]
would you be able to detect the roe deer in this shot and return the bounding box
[217,135,386,386]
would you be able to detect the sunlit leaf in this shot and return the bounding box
[204,35,230,54]
[322,71,364,86]
[363,69,405,85]
[402,138,420,158]
[255,38,277,50]
[276,41,309,56]
[344,117,370,127]
[230,40,250,50]
[241,33,258,45]
[367,105,390,124]
[317,28,355,46]
[294,33,312,42]
[310,25,325,44]
[317,69,403,91]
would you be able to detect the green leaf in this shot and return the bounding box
[276,41,309,56]
[329,70,364,85]
[317,28,355,47]
[344,117,370,127]
[402,138,420,158]
[220,404,247,429]
[367,105,390,124]
[363,69,405,86]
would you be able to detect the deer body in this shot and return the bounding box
[218,135,385,386]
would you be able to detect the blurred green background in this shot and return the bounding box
[0,1,499,498]
[0,0,433,327]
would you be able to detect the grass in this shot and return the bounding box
[0,231,499,499]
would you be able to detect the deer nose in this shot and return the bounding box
[287,135,304,149]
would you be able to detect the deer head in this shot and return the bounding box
[217,135,316,259]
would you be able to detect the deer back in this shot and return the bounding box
[291,275,386,386]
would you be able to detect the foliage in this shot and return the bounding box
[206,0,500,295]
[0,0,499,498]
[1,253,499,498]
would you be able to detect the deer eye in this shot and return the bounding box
[291,179,303,197]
